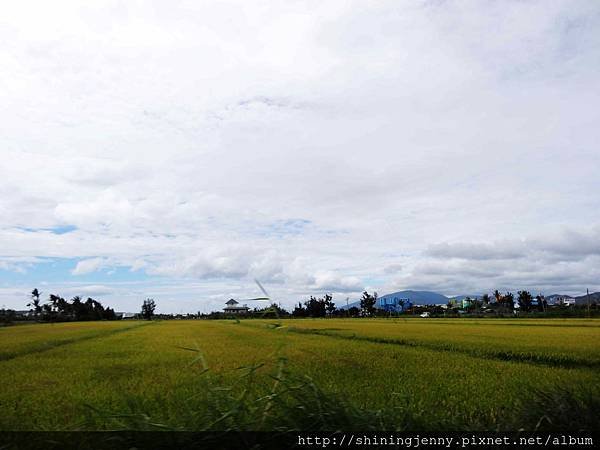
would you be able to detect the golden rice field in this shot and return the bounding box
[0,318,598,431]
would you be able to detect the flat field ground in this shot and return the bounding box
[1,318,598,431]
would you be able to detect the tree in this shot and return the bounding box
[348,306,360,317]
[103,307,117,320]
[41,303,52,321]
[504,292,515,311]
[324,294,336,316]
[517,290,533,312]
[141,298,156,320]
[481,293,490,306]
[71,296,85,320]
[493,290,502,304]
[303,295,327,317]
[28,288,42,319]
[25,290,118,322]
[292,302,307,317]
[48,294,71,318]
[535,294,547,312]
[467,297,483,313]
[360,291,377,317]
[0,309,17,324]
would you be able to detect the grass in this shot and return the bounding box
[0,321,151,361]
[263,318,600,368]
[0,318,598,431]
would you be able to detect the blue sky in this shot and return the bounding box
[1,0,599,312]
[0,257,148,284]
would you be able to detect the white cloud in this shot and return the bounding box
[0,0,599,310]
[72,257,109,275]
[311,272,364,293]
[0,257,42,274]
[72,284,114,297]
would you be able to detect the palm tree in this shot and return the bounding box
[27,289,42,319]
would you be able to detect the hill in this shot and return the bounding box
[575,292,600,305]
[545,294,575,304]
[449,294,483,301]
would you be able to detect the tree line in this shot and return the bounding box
[0,287,592,326]
[280,291,378,318]
[26,288,117,322]
[470,290,549,312]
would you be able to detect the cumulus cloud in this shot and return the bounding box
[530,227,600,259]
[71,284,114,297]
[395,227,600,295]
[0,0,599,310]
[310,272,364,293]
[72,258,110,275]
[426,227,600,262]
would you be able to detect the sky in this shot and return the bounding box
[1,0,599,313]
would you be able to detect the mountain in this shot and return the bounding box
[574,292,600,305]
[340,290,449,309]
[545,294,575,304]
[449,294,483,301]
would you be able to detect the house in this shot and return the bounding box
[223,299,250,314]
[116,312,137,319]
[557,297,576,306]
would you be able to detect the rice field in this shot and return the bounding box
[0,318,598,431]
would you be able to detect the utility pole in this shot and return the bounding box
[587,288,591,318]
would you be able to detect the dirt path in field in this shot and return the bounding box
[0,322,156,362]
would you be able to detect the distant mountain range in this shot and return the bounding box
[574,292,600,305]
[448,294,483,301]
[544,293,599,305]
[338,290,599,309]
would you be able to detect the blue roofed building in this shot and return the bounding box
[378,296,411,313]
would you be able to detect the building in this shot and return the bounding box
[557,297,576,306]
[115,312,137,319]
[378,296,411,313]
[223,299,250,314]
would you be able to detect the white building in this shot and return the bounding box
[223,299,250,314]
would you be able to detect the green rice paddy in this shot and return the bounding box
[1,318,598,431]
